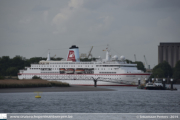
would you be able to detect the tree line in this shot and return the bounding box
[151,60,180,83]
[0,56,63,77]
[0,55,180,83]
[126,59,180,83]
[0,55,95,78]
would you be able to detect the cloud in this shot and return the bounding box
[52,0,84,33]
[0,0,180,68]
[89,16,114,32]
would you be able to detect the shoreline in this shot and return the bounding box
[0,85,115,93]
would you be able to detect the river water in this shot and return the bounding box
[0,85,180,113]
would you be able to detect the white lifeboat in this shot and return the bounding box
[65,68,74,74]
[75,69,85,74]
[60,68,65,71]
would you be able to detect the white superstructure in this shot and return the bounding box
[18,45,151,86]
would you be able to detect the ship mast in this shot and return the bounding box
[46,50,50,61]
[106,44,110,61]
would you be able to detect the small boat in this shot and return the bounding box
[145,82,165,90]
[145,83,156,90]
[154,81,163,87]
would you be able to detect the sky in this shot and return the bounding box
[0,0,180,68]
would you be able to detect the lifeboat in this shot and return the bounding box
[60,68,65,71]
[65,68,74,74]
[60,68,66,74]
[75,69,85,74]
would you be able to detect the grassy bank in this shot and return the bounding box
[0,79,70,88]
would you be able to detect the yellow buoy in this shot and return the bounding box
[34,92,42,98]
[35,95,41,98]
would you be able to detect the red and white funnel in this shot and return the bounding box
[67,45,80,62]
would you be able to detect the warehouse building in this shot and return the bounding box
[158,42,180,67]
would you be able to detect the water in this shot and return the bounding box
[0,85,180,113]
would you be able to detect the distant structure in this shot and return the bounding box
[158,42,180,67]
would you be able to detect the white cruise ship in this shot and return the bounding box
[18,45,151,86]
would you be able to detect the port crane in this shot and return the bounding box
[134,54,137,62]
[144,55,148,68]
[80,46,93,59]
[87,46,93,59]
[53,54,56,58]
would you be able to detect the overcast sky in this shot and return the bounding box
[0,0,180,68]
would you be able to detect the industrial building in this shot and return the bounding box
[158,42,180,67]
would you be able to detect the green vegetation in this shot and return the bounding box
[0,75,5,80]
[80,57,97,61]
[173,60,180,83]
[151,61,173,78]
[125,59,133,64]
[0,79,70,88]
[134,61,146,72]
[49,81,70,87]
[127,59,179,83]
[126,59,146,72]
[32,76,41,79]
[150,60,180,83]
[0,56,63,76]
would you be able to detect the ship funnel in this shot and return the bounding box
[67,45,80,62]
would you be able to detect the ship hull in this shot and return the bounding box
[18,73,150,86]
[49,80,137,86]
